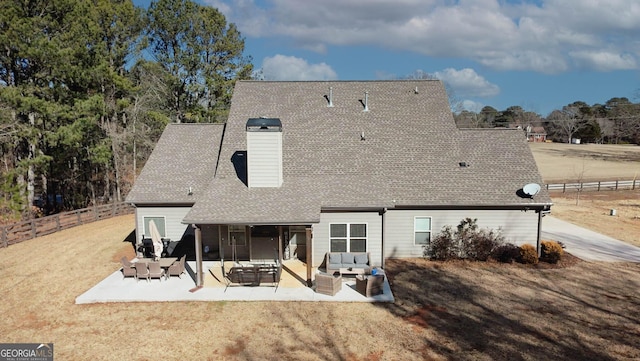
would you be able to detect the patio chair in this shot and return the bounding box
[315,273,342,296]
[355,274,385,297]
[167,255,186,278]
[148,262,166,281]
[121,257,136,279]
[134,262,149,282]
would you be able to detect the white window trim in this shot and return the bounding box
[143,216,167,238]
[414,216,432,245]
[329,223,368,252]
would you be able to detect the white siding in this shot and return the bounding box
[135,206,192,243]
[247,131,283,187]
[312,212,383,268]
[384,209,540,258]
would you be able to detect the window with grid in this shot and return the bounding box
[414,217,431,245]
[330,223,367,252]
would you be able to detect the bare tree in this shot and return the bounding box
[547,107,583,143]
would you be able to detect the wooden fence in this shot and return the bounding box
[545,179,639,193]
[1,202,134,248]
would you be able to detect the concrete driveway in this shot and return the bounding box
[542,216,640,262]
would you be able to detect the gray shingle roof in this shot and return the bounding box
[181,80,551,224]
[126,123,224,204]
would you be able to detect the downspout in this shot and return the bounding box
[381,207,387,269]
[536,210,542,258]
[306,226,313,287]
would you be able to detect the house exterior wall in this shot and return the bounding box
[312,211,383,268]
[384,209,540,258]
[134,206,193,244]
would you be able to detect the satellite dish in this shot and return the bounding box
[523,183,541,197]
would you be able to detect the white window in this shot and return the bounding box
[330,223,367,252]
[228,225,246,246]
[414,217,431,245]
[143,216,166,238]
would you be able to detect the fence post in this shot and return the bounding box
[615,180,619,190]
[94,205,98,221]
[563,183,566,193]
[597,181,601,191]
[77,210,82,225]
[55,215,61,231]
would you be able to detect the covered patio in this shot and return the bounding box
[75,259,395,304]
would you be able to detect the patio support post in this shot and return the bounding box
[278,226,283,263]
[305,227,312,287]
[536,210,542,258]
[194,224,204,287]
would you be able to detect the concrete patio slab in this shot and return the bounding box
[75,261,395,304]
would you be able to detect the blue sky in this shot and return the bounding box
[139,0,640,116]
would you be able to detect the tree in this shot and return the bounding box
[145,0,252,123]
[547,106,584,143]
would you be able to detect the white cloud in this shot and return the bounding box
[260,55,338,81]
[570,51,637,71]
[216,0,640,73]
[460,100,485,113]
[433,68,500,98]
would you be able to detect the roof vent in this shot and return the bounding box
[360,131,366,141]
[459,162,469,168]
[414,86,419,94]
[363,91,369,112]
[327,87,334,107]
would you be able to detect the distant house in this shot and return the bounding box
[527,126,547,142]
[126,80,552,287]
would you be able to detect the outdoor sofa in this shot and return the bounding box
[325,252,371,275]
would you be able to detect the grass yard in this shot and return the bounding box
[0,215,639,360]
[0,142,639,360]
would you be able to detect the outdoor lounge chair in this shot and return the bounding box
[315,273,342,296]
[134,262,149,282]
[148,262,165,281]
[355,274,385,297]
[121,257,136,279]
[167,255,186,278]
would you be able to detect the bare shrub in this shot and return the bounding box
[541,240,564,264]
[425,225,458,260]
[426,218,504,261]
[519,244,539,264]
[492,243,520,263]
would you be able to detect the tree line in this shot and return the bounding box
[454,98,640,144]
[0,0,252,222]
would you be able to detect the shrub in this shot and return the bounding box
[491,243,520,263]
[541,240,564,264]
[463,229,504,261]
[519,244,539,264]
[455,218,504,261]
[425,226,458,260]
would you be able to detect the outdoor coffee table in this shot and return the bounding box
[338,267,368,276]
